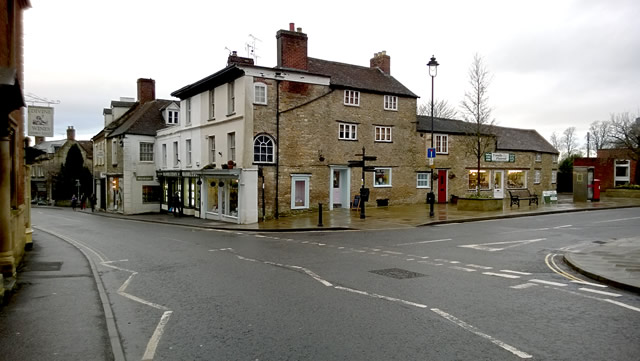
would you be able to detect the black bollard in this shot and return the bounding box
[317,203,324,227]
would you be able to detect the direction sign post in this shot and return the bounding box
[427,148,436,159]
[348,147,378,219]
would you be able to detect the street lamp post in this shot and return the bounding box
[427,55,439,217]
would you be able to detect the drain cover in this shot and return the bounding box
[369,268,426,279]
[593,241,607,244]
[27,262,62,271]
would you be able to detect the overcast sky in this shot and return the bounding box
[23,0,639,148]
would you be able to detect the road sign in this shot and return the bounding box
[363,166,376,172]
[428,158,434,166]
[427,148,436,158]
[348,160,364,167]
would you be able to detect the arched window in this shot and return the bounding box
[253,134,275,163]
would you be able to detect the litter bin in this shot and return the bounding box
[593,179,600,202]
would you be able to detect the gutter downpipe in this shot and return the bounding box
[275,78,280,219]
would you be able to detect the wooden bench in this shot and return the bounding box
[508,189,539,207]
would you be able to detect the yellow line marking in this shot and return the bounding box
[544,253,584,282]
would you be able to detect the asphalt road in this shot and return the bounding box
[32,207,640,360]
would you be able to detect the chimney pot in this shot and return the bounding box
[297,27,302,32]
[289,23,295,31]
[370,50,391,75]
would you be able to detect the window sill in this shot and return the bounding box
[383,108,398,112]
[375,140,393,143]
[338,138,358,141]
[374,185,392,188]
[226,112,236,117]
[253,102,267,106]
[343,103,360,107]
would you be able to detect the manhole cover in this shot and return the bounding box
[27,262,62,271]
[369,268,426,279]
[593,241,607,244]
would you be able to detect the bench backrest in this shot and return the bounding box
[509,189,533,198]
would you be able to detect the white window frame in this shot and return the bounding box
[173,141,179,167]
[139,142,154,162]
[417,172,431,188]
[209,89,215,120]
[535,153,542,162]
[254,82,267,105]
[435,134,448,154]
[552,154,558,164]
[185,98,191,125]
[227,81,235,115]
[168,109,179,124]
[162,144,167,168]
[534,169,541,184]
[228,132,236,162]
[344,90,360,106]
[614,159,631,186]
[384,95,398,111]
[291,174,311,209]
[551,170,557,184]
[112,139,118,165]
[375,126,392,142]
[339,123,357,140]
[374,168,392,188]
[253,134,275,164]
[186,139,192,166]
[209,136,216,164]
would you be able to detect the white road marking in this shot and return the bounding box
[570,280,607,288]
[483,272,521,279]
[395,238,452,246]
[594,216,640,224]
[450,266,477,272]
[500,270,532,275]
[529,279,567,287]
[467,264,493,270]
[578,288,622,297]
[255,235,266,238]
[553,225,572,229]
[431,308,533,359]
[318,243,326,246]
[406,258,415,261]
[459,238,546,252]
[384,250,403,255]
[141,311,173,361]
[604,299,640,312]
[510,283,538,289]
[418,260,444,266]
[449,261,461,264]
[334,286,428,308]
[338,247,345,249]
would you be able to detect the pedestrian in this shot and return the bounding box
[172,191,181,217]
[80,193,87,210]
[90,193,96,212]
[71,194,77,211]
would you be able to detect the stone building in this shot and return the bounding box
[1,0,30,299]
[416,116,559,202]
[31,126,93,204]
[93,78,179,214]
[165,23,419,223]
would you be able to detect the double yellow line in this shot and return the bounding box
[545,253,585,282]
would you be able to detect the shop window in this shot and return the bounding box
[142,186,161,203]
[507,170,527,189]
[468,170,490,190]
[374,168,392,187]
[291,175,310,209]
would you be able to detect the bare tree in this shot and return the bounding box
[418,99,459,119]
[549,132,561,152]
[460,54,495,195]
[559,127,580,159]
[609,112,640,161]
[586,120,611,156]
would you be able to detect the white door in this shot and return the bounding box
[493,170,504,199]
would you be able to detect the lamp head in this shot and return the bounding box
[427,55,439,77]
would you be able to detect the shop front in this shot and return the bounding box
[201,169,241,223]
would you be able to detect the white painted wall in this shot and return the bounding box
[122,134,161,214]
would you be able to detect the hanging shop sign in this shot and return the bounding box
[27,106,54,137]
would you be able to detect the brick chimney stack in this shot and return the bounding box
[276,23,308,70]
[227,50,255,66]
[137,78,156,105]
[66,126,75,141]
[370,51,391,75]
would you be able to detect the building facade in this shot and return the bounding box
[416,116,559,202]
[574,148,638,190]
[93,78,179,214]
[161,24,420,224]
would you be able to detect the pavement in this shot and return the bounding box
[1,193,639,360]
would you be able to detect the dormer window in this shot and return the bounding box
[167,110,179,124]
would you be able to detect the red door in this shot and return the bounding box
[438,170,447,203]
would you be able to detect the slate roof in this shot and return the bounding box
[77,141,93,158]
[416,115,559,154]
[307,58,417,98]
[107,99,175,138]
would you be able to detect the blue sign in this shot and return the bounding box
[427,148,436,158]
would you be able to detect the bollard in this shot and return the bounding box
[317,203,324,227]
